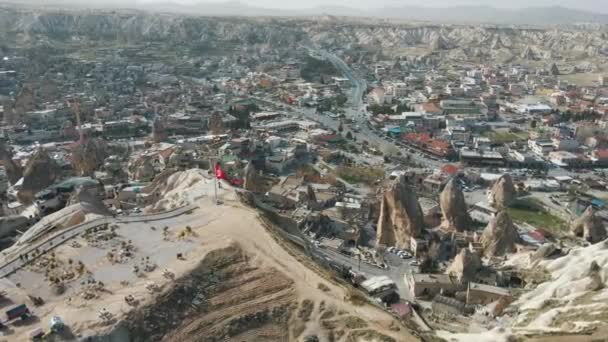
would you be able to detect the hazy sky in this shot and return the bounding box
[136,0,608,12]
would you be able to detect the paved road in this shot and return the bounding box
[315,246,415,301]
[251,96,444,170]
[0,204,198,278]
[317,49,366,109]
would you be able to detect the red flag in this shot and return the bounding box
[215,163,226,180]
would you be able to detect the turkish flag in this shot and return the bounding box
[215,163,226,180]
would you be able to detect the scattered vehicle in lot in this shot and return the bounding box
[409,261,419,266]
[399,252,412,259]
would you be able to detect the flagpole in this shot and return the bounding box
[210,156,220,206]
[214,166,218,205]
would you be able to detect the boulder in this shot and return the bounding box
[376,175,424,249]
[489,174,516,209]
[18,148,61,203]
[446,248,481,284]
[571,206,607,244]
[440,179,471,232]
[481,211,520,257]
[72,137,108,176]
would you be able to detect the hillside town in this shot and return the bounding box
[0,5,606,342]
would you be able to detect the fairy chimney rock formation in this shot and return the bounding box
[151,116,167,143]
[446,248,481,284]
[489,174,516,209]
[481,211,520,257]
[18,148,61,203]
[306,184,317,204]
[440,179,471,232]
[72,137,108,176]
[243,162,261,192]
[571,206,607,244]
[0,143,22,185]
[376,175,424,249]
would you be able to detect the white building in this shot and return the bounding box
[518,103,553,115]
[549,151,579,167]
[386,82,408,98]
[368,87,392,105]
[528,140,555,156]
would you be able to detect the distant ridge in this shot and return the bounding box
[1,0,608,25]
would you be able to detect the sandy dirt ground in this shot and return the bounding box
[1,178,418,341]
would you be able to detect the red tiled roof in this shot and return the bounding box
[421,102,441,113]
[404,132,431,143]
[430,140,450,150]
[441,164,459,175]
[594,149,608,160]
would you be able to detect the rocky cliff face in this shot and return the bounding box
[446,248,481,284]
[439,179,471,232]
[481,211,520,257]
[0,8,606,62]
[18,148,61,203]
[571,206,607,244]
[489,174,516,209]
[376,175,424,249]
